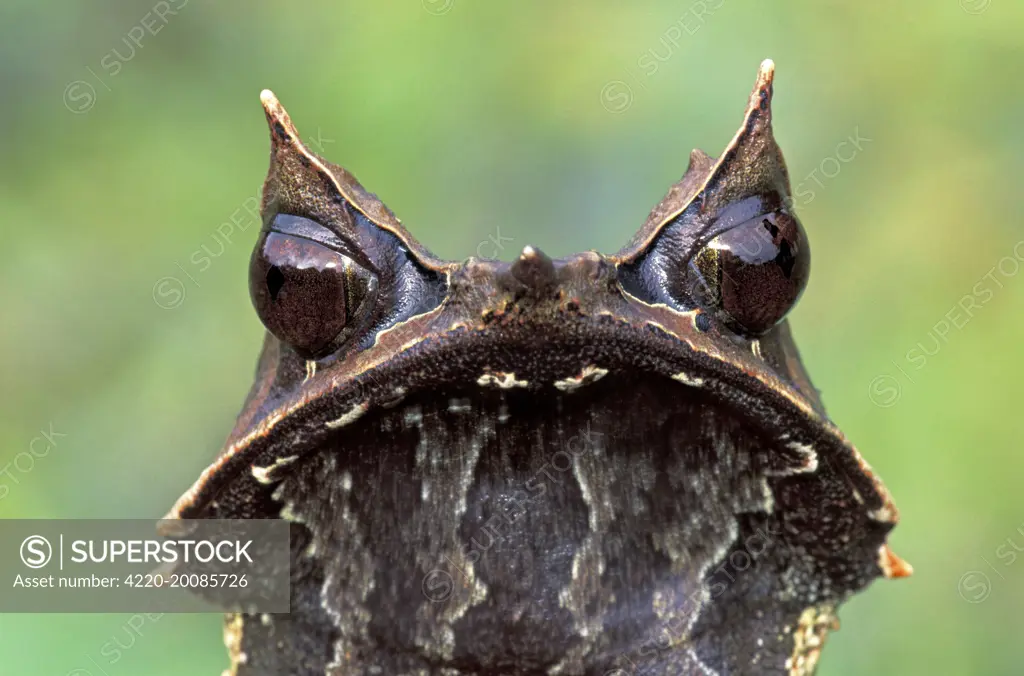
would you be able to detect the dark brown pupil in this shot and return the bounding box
[266,265,286,300]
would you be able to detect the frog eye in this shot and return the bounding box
[684,208,810,336]
[249,214,378,357]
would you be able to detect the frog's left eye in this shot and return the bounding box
[683,208,810,336]
[249,214,377,357]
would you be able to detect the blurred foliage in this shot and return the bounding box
[1,1,1022,674]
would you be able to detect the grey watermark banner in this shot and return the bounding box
[0,520,290,613]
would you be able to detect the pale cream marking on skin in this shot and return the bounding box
[314,454,376,674]
[476,371,529,389]
[413,426,489,660]
[648,520,738,676]
[643,319,684,341]
[222,613,246,676]
[414,432,428,468]
[271,482,308,526]
[877,544,914,579]
[784,604,838,676]
[368,272,452,350]
[869,504,898,522]
[303,360,317,383]
[751,338,764,361]
[325,401,370,429]
[404,406,423,427]
[340,471,353,492]
[454,436,483,518]
[250,454,299,485]
[554,365,609,392]
[605,300,700,324]
[399,336,429,353]
[760,478,776,513]
[278,502,304,524]
[447,398,472,413]
[785,441,819,473]
[672,371,706,387]
[556,428,631,671]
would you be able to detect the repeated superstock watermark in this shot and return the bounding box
[868,239,1024,408]
[65,613,164,676]
[784,128,871,209]
[675,128,869,310]
[957,519,1024,604]
[422,0,456,15]
[600,0,728,114]
[151,186,262,310]
[0,423,66,503]
[959,0,992,14]
[63,0,190,114]
[151,129,334,310]
[153,157,510,311]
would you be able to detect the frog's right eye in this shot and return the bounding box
[249,214,378,357]
[681,207,810,336]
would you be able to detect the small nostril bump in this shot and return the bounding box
[510,245,556,290]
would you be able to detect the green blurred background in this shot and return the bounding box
[1,1,1021,673]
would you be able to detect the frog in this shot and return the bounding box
[165,60,910,676]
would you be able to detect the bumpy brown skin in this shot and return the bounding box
[167,61,908,675]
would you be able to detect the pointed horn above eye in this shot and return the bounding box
[258,88,323,217]
[260,89,302,147]
[729,57,782,170]
[616,59,792,262]
[746,58,775,128]
[255,89,446,270]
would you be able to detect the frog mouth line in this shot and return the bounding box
[165,313,897,533]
